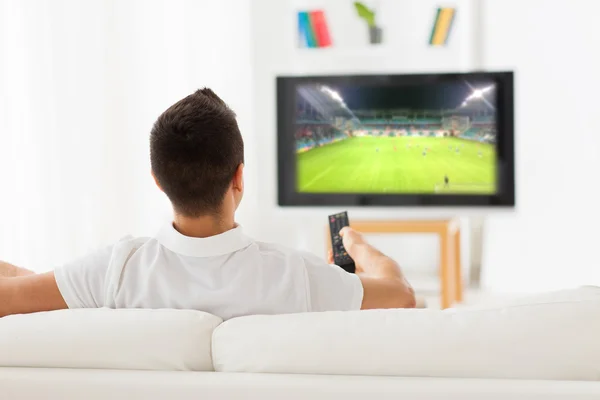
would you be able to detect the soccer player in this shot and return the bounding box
[444,175,449,188]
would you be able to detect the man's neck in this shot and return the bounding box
[172,213,235,238]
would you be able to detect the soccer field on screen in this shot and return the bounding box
[297,136,496,194]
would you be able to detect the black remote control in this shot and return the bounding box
[328,211,356,273]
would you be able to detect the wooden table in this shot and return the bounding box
[326,219,462,309]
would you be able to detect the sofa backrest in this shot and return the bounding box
[212,296,600,381]
[0,308,221,371]
[2,288,600,380]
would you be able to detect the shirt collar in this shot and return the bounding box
[155,222,253,257]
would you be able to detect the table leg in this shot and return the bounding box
[454,229,463,303]
[439,231,454,309]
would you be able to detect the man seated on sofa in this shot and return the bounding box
[0,89,415,319]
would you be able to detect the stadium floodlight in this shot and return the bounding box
[320,85,360,122]
[466,85,495,101]
[461,101,467,107]
[320,86,344,103]
[466,89,483,101]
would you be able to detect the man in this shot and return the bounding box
[0,89,415,319]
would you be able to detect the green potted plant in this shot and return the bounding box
[354,2,382,44]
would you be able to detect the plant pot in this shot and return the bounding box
[369,26,383,44]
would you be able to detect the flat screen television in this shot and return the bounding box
[277,72,515,207]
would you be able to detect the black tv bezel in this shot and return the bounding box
[277,72,515,207]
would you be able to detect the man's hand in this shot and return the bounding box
[327,248,364,273]
[327,227,366,273]
[331,227,415,309]
[339,227,366,257]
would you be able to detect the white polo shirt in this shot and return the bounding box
[54,223,363,320]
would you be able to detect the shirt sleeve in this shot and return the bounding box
[53,244,115,309]
[302,252,364,312]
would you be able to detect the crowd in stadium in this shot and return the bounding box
[295,116,496,151]
[295,125,347,152]
[294,114,496,152]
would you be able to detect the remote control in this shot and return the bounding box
[328,211,356,273]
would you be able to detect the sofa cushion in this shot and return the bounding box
[0,308,221,371]
[212,296,600,380]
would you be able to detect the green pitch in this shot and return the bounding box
[297,136,496,194]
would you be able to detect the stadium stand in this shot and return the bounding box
[294,101,496,152]
[460,128,479,139]
[458,127,497,144]
[296,119,327,125]
[295,123,348,152]
[296,137,314,153]
[472,115,494,124]
[361,118,389,125]
[412,117,442,125]
[359,118,442,126]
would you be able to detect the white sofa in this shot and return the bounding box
[2,287,600,400]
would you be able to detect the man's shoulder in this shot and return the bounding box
[112,235,152,247]
[253,240,302,255]
[252,241,326,266]
[105,235,156,256]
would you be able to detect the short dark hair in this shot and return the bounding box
[150,88,244,217]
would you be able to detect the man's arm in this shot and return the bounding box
[0,272,68,317]
[0,240,119,317]
[0,261,35,277]
[340,227,415,309]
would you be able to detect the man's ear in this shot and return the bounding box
[151,171,163,192]
[233,163,244,192]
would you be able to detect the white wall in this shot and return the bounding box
[481,0,600,292]
[5,0,596,293]
[0,0,254,270]
[250,0,474,288]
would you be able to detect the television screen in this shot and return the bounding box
[277,72,514,207]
